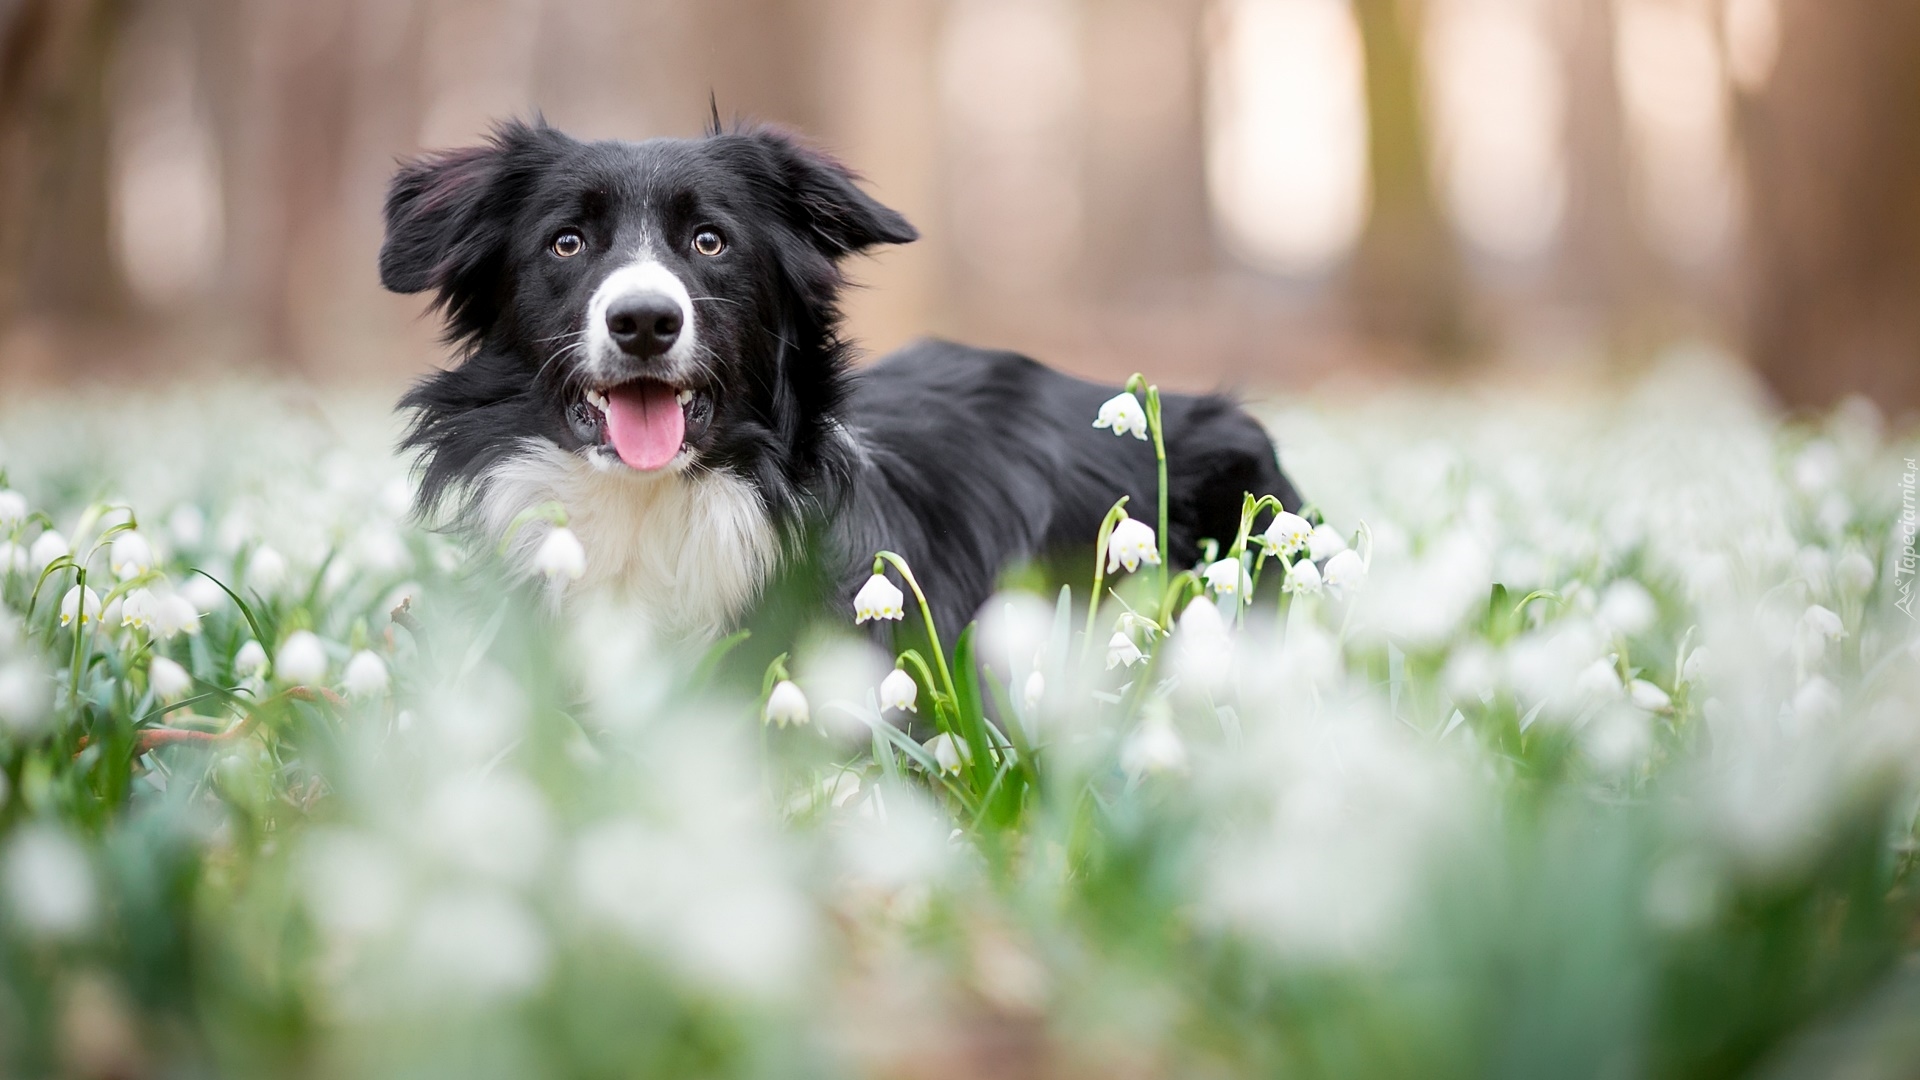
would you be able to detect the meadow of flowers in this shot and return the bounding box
[0,351,1916,1079]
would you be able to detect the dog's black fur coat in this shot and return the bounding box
[384,119,1299,638]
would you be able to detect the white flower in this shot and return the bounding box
[3,826,96,939]
[121,587,160,630]
[1178,595,1227,640]
[276,631,328,685]
[1106,631,1145,669]
[1322,549,1367,597]
[155,594,200,639]
[59,585,101,626]
[1121,716,1187,777]
[879,668,918,713]
[1261,511,1312,558]
[1023,670,1045,713]
[0,489,26,527]
[1105,516,1160,574]
[765,680,809,727]
[1628,678,1672,713]
[1834,550,1875,596]
[344,651,390,698]
[247,545,288,593]
[234,640,269,680]
[1307,524,1348,561]
[1800,604,1845,642]
[853,573,906,623]
[30,530,68,571]
[1598,580,1658,637]
[149,656,192,701]
[1092,391,1149,440]
[1575,657,1624,702]
[1682,647,1712,685]
[1203,557,1251,597]
[0,660,51,735]
[925,731,970,774]
[0,542,25,576]
[1115,610,1159,641]
[167,504,206,549]
[533,527,586,582]
[1281,557,1322,595]
[109,530,154,579]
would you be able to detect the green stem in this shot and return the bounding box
[1082,496,1132,660]
[1125,374,1170,593]
[872,551,957,712]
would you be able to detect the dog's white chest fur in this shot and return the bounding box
[478,441,781,639]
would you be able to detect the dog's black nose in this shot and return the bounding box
[605,293,683,357]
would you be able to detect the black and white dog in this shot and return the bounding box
[383,120,1299,639]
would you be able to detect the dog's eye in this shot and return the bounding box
[551,230,585,258]
[692,230,725,257]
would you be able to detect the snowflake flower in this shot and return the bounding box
[1628,679,1672,713]
[1121,715,1187,778]
[1307,524,1348,561]
[1322,549,1367,598]
[853,573,906,623]
[1282,557,1322,595]
[149,656,192,702]
[276,631,328,685]
[765,680,809,727]
[59,585,101,627]
[109,531,154,579]
[155,595,200,639]
[1203,557,1251,597]
[1105,516,1160,574]
[1092,391,1149,440]
[121,588,160,630]
[344,651,390,698]
[925,732,970,774]
[30,530,68,571]
[247,545,288,593]
[879,668,918,713]
[0,489,26,528]
[1261,512,1312,558]
[234,640,269,680]
[1106,631,1145,669]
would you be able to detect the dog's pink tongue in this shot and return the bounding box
[604,382,684,471]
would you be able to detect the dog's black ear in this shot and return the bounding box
[743,129,918,257]
[380,121,560,334]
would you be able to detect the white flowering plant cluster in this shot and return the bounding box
[1,358,1918,1078]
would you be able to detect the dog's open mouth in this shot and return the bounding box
[567,378,714,471]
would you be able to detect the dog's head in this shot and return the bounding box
[384,120,916,513]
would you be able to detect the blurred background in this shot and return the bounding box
[0,0,1915,410]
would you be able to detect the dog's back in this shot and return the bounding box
[836,339,1300,634]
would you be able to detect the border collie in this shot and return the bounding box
[383,119,1299,640]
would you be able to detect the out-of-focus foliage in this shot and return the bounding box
[0,354,1915,1079]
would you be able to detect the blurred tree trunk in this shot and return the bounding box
[1349,0,1469,360]
[1554,0,1658,354]
[0,0,127,324]
[1740,0,1920,412]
